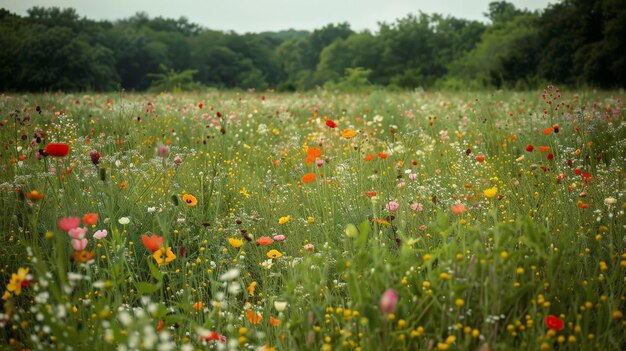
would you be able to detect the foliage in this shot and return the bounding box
[0,1,625,91]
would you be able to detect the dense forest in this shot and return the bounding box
[1,0,624,92]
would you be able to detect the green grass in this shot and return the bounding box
[0,88,625,350]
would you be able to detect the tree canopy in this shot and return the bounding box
[0,1,624,92]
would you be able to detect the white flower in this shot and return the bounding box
[274,301,288,312]
[219,268,240,281]
[147,207,156,213]
[604,197,617,205]
[118,217,130,225]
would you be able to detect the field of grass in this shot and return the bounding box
[0,88,625,350]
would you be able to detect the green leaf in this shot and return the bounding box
[356,220,371,247]
[136,282,160,295]
[147,257,163,281]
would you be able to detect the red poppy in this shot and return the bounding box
[547,153,554,160]
[526,145,534,152]
[543,127,554,135]
[44,143,69,157]
[142,234,164,252]
[538,146,550,152]
[363,191,377,197]
[545,315,564,331]
[82,213,98,226]
[475,155,485,162]
[377,153,388,159]
[199,331,227,343]
[325,120,337,128]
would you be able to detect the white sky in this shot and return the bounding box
[1,0,554,33]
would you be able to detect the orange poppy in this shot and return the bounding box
[363,191,377,197]
[270,317,282,326]
[306,147,322,165]
[543,127,554,135]
[301,173,316,183]
[256,236,274,246]
[25,190,45,201]
[72,250,95,263]
[363,154,375,161]
[246,309,263,324]
[340,129,357,138]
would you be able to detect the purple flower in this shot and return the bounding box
[89,150,101,166]
[379,289,398,315]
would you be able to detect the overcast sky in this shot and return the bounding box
[2,0,554,33]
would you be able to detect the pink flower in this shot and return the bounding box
[386,201,399,212]
[303,243,314,251]
[93,230,108,240]
[273,234,286,241]
[410,202,424,212]
[379,289,398,315]
[72,238,88,251]
[316,159,324,167]
[58,217,81,232]
[68,227,88,239]
[408,173,417,180]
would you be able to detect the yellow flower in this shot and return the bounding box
[278,215,291,225]
[267,249,282,259]
[307,217,316,223]
[228,238,244,248]
[340,129,357,138]
[182,194,198,207]
[6,267,29,297]
[153,247,176,266]
[248,281,257,296]
[484,186,498,198]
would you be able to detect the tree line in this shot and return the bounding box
[0,0,624,92]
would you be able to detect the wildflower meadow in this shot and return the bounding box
[0,88,625,350]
